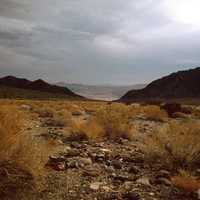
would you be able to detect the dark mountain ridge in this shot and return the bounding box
[120,67,200,102]
[0,76,84,99]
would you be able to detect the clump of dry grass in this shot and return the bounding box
[70,103,135,141]
[171,170,200,193]
[142,120,200,170]
[43,110,72,127]
[143,105,168,122]
[0,105,53,198]
[0,105,22,160]
[36,107,54,118]
[72,119,104,141]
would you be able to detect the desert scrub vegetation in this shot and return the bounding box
[0,105,53,199]
[42,110,73,127]
[143,105,168,122]
[70,103,135,141]
[142,120,200,170]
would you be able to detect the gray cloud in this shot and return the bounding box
[0,0,200,85]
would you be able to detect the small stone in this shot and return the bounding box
[112,160,122,169]
[64,146,71,152]
[149,192,155,196]
[79,158,92,166]
[197,188,200,199]
[128,166,140,174]
[157,170,171,178]
[113,174,134,182]
[102,186,112,192]
[124,192,140,200]
[20,104,31,110]
[136,177,151,186]
[155,178,172,186]
[56,162,66,171]
[72,110,84,116]
[90,182,102,191]
[101,148,111,153]
[105,166,115,173]
[124,181,133,190]
[65,149,80,157]
[49,155,66,162]
[82,167,100,177]
[67,160,79,168]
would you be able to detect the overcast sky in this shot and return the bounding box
[0,0,200,85]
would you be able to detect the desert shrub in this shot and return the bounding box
[43,111,72,127]
[35,107,54,118]
[143,105,168,122]
[68,103,135,141]
[0,105,53,199]
[142,120,200,170]
[0,106,22,160]
[171,170,200,193]
[95,104,134,139]
[71,119,105,141]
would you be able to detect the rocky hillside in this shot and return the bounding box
[0,76,84,99]
[120,67,200,102]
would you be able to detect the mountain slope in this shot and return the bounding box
[0,76,84,99]
[56,82,147,100]
[120,67,200,102]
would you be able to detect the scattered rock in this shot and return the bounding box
[20,104,31,111]
[67,160,79,168]
[156,170,171,179]
[65,149,80,157]
[128,166,140,174]
[111,160,123,169]
[136,177,151,186]
[197,188,200,199]
[46,156,66,171]
[155,178,172,186]
[123,181,133,190]
[82,167,101,177]
[172,112,190,119]
[102,186,112,192]
[113,174,135,182]
[72,110,85,116]
[123,192,140,200]
[90,182,103,191]
[79,158,92,166]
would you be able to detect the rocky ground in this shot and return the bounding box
[18,107,198,200]
[3,103,200,200]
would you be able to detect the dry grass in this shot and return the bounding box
[70,103,135,140]
[143,105,168,122]
[171,170,200,193]
[0,104,53,199]
[142,120,200,170]
[0,105,23,160]
[72,119,105,141]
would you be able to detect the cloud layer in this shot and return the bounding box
[0,0,200,84]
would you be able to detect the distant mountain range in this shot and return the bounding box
[120,67,200,103]
[56,82,147,100]
[0,76,84,99]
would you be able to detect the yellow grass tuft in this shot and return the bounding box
[142,120,200,170]
[70,103,136,141]
[143,105,168,122]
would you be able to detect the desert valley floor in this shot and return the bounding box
[1,99,200,200]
